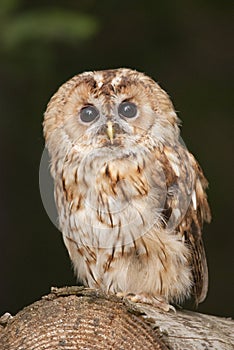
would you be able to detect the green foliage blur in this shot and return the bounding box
[0,0,233,318]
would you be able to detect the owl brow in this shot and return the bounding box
[99,83,115,96]
[115,81,136,93]
[65,76,99,106]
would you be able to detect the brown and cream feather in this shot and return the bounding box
[43,68,211,309]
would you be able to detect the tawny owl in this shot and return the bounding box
[43,68,211,311]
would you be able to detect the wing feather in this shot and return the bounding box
[160,145,211,304]
[182,154,211,304]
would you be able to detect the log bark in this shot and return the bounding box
[0,286,233,350]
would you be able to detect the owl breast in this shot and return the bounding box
[57,143,192,301]
[60,143,166,249]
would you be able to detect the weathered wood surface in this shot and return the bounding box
[0,287,233,350]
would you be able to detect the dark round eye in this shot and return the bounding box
[118,101,137,119]
[80,105,99,123]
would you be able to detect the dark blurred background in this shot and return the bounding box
[1,0,233,318]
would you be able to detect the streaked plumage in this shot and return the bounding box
[43,68,211,310]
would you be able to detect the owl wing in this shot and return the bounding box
[159,145,211,305]
[181,153,211,305]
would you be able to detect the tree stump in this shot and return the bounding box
[0,286,233,349]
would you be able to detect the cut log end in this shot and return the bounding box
[0,286,167,350]
[0,286,233,350]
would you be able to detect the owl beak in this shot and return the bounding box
[106,121,114,144]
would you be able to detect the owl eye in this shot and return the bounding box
[118,101,137,119]
[80,105,99,123]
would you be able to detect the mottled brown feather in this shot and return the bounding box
[43,68,211,310]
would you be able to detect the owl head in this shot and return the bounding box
[43,68,180,160]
